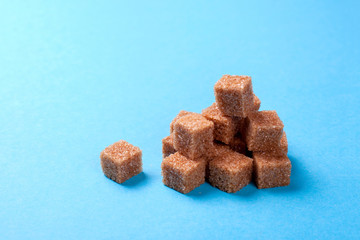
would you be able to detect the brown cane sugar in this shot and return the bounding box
[228,134,247,155]
[214,75,255,117]
[208,149,253,193]
[279,132,288,155]
[161,152,206,194]
[243,110,284,151]
[173,113,214,159]
[159,74,292,193]
[201,103,238,144]
[170,110,192,133]
[253,152,291,189]
[204,142,231,179]
[162,134,176,158]
[100,140,142,184]
[253,131,288,156]
[211,142,232,157]
[252,95,261,111]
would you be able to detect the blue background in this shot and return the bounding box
[0,1,359,239]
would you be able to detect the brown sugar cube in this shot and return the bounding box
[228,134,247,155]
[254,131,288,156]
[208,149,253,193]
[214,75,254,117]
[161,152,206,194]
[279,132,288,154]
[201,103,238,144]
[234,116,246,133]
[162,134,176,158]
[252,94,261,111]
[100,140,142,184]
[243,110,284,151]
[211,142,231,157]
[169,110,192,133]
[205,142,231,179]
[206,142,231,171]
[253,152,291,189]
[173,113,214,159]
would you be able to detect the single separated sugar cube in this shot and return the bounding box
[100,140,142,184]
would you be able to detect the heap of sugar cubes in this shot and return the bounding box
[161,75,291,194]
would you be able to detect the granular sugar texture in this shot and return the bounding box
[252,94,261,111]
[208,149,253,193]
[173,113,214,159]
[202,102,238,144]
[100,140,142,184]
[244,110,284,151]
[161,152,206,194]
[279,132,288,155]
[210,142,232,158]
[253,131,288,156]
[228,134,247,155]
[214,75,254,117]
[170,110,192,133]
[160,74,292,194]
[162,134,176,158]
[253,152,291,189]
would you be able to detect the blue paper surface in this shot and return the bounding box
[0,1,359,239]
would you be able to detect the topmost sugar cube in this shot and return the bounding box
[214,75,254,117]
